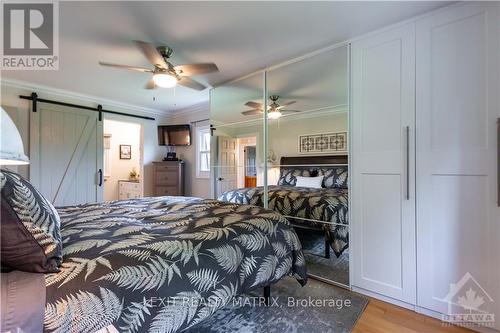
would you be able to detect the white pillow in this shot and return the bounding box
[295,175,324,188]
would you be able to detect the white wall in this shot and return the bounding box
[169,103,210,198]
[269,111,348,160]
[103,119,142,201]
[0,83,171,197]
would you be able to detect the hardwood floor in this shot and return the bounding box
[353,298,474,333]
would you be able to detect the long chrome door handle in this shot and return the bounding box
[497,119,499,206]
[405,126,410,200]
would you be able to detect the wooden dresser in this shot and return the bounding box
[152,161,185,196]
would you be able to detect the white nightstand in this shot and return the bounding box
[118,180,142,200]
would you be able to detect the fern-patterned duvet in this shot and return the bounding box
[44,196,307,333]
[219,185,349,257]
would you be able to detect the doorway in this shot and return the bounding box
[244,146,257,187]
[103,119,144,201]
[236,136,257,189]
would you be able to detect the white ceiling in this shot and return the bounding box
[211,45,349,125]
[2,1,450,114]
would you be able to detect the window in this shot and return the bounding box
[196,126,211,178]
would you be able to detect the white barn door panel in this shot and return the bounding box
[30,105,103,206]
[416,3,499,328]
[351,23,416,304]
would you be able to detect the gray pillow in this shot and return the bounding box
[1,169,62,273]
[317,166,348,189]
[277,168,313,186]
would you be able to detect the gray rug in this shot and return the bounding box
[295,228,350,286]
[186,277,368,333]
[305,251,350,286]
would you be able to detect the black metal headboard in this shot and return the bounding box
[280,155,348,167]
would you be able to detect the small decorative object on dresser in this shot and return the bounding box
[153,160,184,196]
[119,144,131,159]
[129,167,139,181]
[118,180,141,200]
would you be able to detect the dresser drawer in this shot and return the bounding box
[156,186,178,196]
[119,181,140,192]
[119,191,141,200]
[155,171,178,185]
[155,165,178,171]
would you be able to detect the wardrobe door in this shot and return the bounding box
[351,23,416,304]
[416,3,499,327]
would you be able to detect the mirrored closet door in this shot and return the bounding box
[210,72,266,202]
[266,46,349,286]
[210,45,350,287]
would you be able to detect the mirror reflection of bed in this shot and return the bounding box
[277,155,349,287]
[219,154,350,287]
[211,45,349,287]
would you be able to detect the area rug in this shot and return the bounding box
[295,227,350,286]
[187,277,368,333]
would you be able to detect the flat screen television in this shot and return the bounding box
[158,124,191,146]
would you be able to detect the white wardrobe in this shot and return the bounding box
[351,2,499,331]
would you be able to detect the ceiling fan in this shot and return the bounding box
[99,41,219,91]
[242,95,300,119]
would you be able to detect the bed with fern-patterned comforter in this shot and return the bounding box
[44,196,307,333]
[218,185,349,257]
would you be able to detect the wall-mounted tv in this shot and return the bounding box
[158,124,191,146]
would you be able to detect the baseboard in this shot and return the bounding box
[350,287,499,333]
[350,286,415,310]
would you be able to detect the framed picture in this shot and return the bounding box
[119,145,131,159]
[298,131,347,154]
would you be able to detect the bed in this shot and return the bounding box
[1,195,307,333]
[218,155,348,258]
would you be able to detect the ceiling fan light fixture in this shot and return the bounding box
[153,73,177,88]
[268,111,282,119]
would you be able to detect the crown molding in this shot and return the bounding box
[212,103,348,129]
[0,78,170,118]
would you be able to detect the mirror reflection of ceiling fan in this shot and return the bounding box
[99,41,219,91]
[242,95,301,119]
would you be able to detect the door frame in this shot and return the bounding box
[102,115,145,200]
[236,135,257,188]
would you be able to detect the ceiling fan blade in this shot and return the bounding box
[245,101,262,109]
[145,79,156,89]
[178,77,206,91]
[281,110,302,113]
[175,63,219,76]
[242,109,263,116]
[134,40,168,68]
[99,61,153,73]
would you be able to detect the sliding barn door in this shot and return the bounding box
[416,3,499,327]
[30,105,103,206]
[351,22,416,304]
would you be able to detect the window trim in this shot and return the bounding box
[195,125,210,179]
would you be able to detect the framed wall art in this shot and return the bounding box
[298,131,347,154]
[120,144,131,159]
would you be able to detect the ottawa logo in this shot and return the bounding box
[441,272,495,328]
